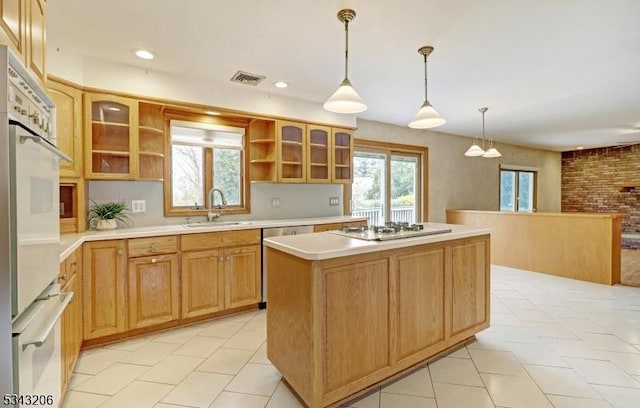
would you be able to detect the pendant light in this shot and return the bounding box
[408,46,446,129]
[323,9,367,114]
[465,107,487,156]
[480,107,501,158]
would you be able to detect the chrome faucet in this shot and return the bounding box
[207,188,228,222]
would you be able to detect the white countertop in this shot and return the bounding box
[58,215,366,262]
[262,223,492,260]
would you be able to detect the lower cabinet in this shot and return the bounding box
[81,229,262,345]
[181,249,225,319]
[60,248,83,397]
[128,254,180,329]
[82,240,127,340]
[224,245,261,309]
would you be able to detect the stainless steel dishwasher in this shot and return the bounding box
[260,225,314,308]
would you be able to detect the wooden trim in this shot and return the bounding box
[46,75,356,131]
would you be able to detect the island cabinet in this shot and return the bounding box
[127,236,180,329]
[265,234,490,408]
[82,240,127,340]
[180,229,261,319]
[59,247,82,397]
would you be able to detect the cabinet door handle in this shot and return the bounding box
[219,257,223,261]
[151,258,157,263]
[225,256,230,261]
[117,249,124,255]
[150,243,157,252]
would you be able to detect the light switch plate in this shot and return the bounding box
[131,200,146,213]
[329,197,340,206]
[271,197,280,208]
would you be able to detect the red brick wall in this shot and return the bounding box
[562,144,640,233]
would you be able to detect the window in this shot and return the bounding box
[165,115,249,216]
[350,140,426,225]
[500,168,537,212]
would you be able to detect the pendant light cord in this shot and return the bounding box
[344,19,350,79]
[423,53,428,104]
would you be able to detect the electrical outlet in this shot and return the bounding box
[271,197,280,208]
[329,197,340,206]
[131,200,146,213]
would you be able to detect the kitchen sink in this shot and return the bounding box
[182,221,252,228]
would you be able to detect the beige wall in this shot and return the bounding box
[355,119,561,222]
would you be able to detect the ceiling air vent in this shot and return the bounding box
[230,70,266,86]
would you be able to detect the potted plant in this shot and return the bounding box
[88,200,133,230]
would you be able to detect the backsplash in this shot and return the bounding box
[87,181,343,228]
[562,144,640,234]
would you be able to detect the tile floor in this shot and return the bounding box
[61,265,640,408]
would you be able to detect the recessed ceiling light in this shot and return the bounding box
[576,146,585,150]
[205,110,220,116]
[133,49,155,60]
[273,81,288,89]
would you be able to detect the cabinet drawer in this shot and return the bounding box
[181,229,261,252]
[128,236,178,258]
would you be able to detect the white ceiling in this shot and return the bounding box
[47,0,640,152]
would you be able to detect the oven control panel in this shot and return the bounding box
[7,65,53,141]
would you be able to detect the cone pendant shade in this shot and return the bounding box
[483,147,502,158]
[323,78,367,113]
[409,102,446,129]
[464,144,486,156]
[324,9,367,114]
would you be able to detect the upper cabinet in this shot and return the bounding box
[277,120,306,183]
[332,128,353,183]
[249,119,353,184]
[307,125,331,183]
[0,0,24,55]
[0,0,47,83]
[83,93,166,181]
[84,93,138,179]
[48,79,83,178]
[26,0,44,82]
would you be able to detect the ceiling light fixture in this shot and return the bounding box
[323,9,367,114]
[480,107,501,158]
[465,107,487,156]
[133,49,155,60]
[408,46,446,129]
[273,81,288,89]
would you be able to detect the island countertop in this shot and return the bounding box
[262,222,492,260]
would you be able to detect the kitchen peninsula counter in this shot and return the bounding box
[262,223,491,408]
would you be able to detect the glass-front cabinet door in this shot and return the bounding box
[276,121,305,182]
[332,128,353,183]
[84,94,138,179]
[306,125,331,183]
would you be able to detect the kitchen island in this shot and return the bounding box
[263,223,491,408]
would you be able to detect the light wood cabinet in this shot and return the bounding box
[449,238,489,336]
[224,245,261,309]
[307,125,331,183]
[128,254,179,329]
[181,229,261,319]
[266,234,490,408]
[181,249,224,318]
[48,79,83,178]
[137,102,165,180]
[82,240,127,340]
[0,0,24,56]
[331,128,353,183]
[277,120,306,183]
[60,248,82,397]
[248,119,277,182]
[26,0,44,83]
[84,93,138,179]
[0,0,47,83]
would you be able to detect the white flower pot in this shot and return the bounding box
[96,219,117,230]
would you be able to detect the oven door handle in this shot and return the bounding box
[19,133,72,162]
[22,292,73,350]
